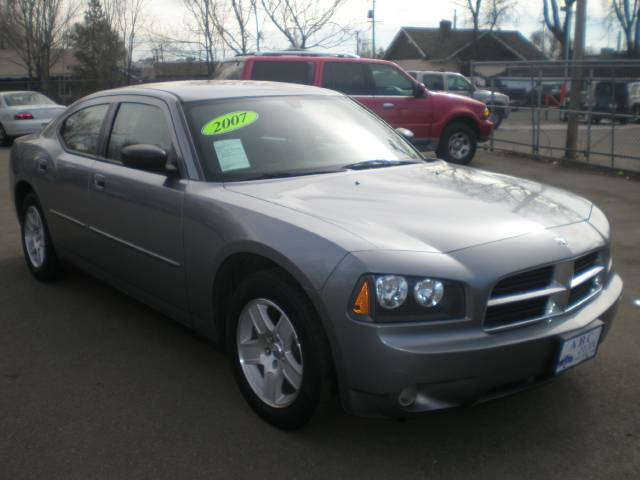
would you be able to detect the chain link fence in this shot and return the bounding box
[471,60,640,173]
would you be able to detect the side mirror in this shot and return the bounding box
[414,82,427,98]
[121,144,168,172]
[395,127,415,141]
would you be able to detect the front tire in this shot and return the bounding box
[20,193,60,281]
[436,122,477,165]
[226,270,333,429]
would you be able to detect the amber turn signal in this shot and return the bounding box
[352,280,370,315]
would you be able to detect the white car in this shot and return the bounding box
[0,91,66,146]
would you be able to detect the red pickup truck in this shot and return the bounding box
[216,52,493,164]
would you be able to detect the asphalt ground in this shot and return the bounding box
[1,145,639,479]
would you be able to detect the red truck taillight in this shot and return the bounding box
[14,113,34,120]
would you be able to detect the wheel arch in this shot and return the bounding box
[13,180,36,220]
[210,247,332,350]
[442,115,480,139]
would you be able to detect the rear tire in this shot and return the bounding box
[436,122,477,165]
[226,270,333,429]
[20,193,60,281]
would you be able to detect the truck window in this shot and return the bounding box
[422,74,444,91]
[216,60,245,80]
[448,74,473,92]
[250,61,315,85]
[369,64,414,96]
[321,62,371,95]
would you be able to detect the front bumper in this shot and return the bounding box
[322,266,622,417]
[478,118,493,142]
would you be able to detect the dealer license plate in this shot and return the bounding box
[555,326,603,374]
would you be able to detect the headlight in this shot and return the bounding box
[351,275,466,323]
[375,275,408,309]
[483,107,490,119]
[414,279,444,307]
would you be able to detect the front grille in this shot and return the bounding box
[485,297,548,329]
[568,277,597,306]
[492,266,554,297]
[484,250,605,332]
[574,251,599,275]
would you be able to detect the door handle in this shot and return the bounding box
[94,174,106,190]
[37,159,47,172]
[383,103,395,109]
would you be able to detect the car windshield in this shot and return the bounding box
[185,95,424,181]
[4,92,55,106]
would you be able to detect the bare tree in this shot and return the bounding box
[211,0,255,55]
[183,0,220,76]
[103,0,147,83]
[607,0,640,56]
[0,0,80,93]
[543,0,576,59]
[530,28,562,58]
[260,0,353,49]
[483,0,517,30]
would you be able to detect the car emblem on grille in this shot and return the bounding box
[554,237,569,246]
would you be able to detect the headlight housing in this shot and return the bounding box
[350,274,466,323]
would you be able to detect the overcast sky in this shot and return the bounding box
[143,0,617,59]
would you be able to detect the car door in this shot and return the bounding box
[320,61,377,114]
[44,102,110,260]
[87,97,188,310]
[367,62,432,140]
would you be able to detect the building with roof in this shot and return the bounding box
[383,20,546,74]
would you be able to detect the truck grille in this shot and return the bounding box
[484,250,605,332]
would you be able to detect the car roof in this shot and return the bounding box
[82,80,342,103]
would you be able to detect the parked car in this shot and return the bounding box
[407,70,510,128]
[630,81,640,122]
[588,81,634,124]
[10,81,622,429]
[0,91,66,146]
[216,52,493,165]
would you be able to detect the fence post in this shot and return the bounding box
[530,67,537,157]
[610,70,616,169]
[585,68,593,163]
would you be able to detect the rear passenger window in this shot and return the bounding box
[423,74,444,91]
[107,103,175,164]
[61,104,109,155]
[321,62,371,95]
[250,61,315,85]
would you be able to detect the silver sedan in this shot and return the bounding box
[0,91,66,145]
[9,81,623,429]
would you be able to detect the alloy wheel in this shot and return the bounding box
[23,205,46,268]
[448,132,471,161]
[237,298,304,408]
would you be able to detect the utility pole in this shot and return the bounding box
[565,0,587,161]
[368,0,376,58]
[254,1,260,52]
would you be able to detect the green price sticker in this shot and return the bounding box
[201,111,258,136]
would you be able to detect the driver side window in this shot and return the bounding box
[447,75,472,92]
[107,103,176,165]
[369,64,414,96]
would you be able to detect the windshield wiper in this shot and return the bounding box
[241,169,345,181]
[342,159,420,170]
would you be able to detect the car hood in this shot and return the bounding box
[225,162,593,253]
[474,89,509,103]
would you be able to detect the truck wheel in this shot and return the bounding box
[437,122,477,165]
[20,193,60,281]
[226,269,333,429]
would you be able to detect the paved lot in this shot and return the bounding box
[1,145,639,480]
[494,110,640,172]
